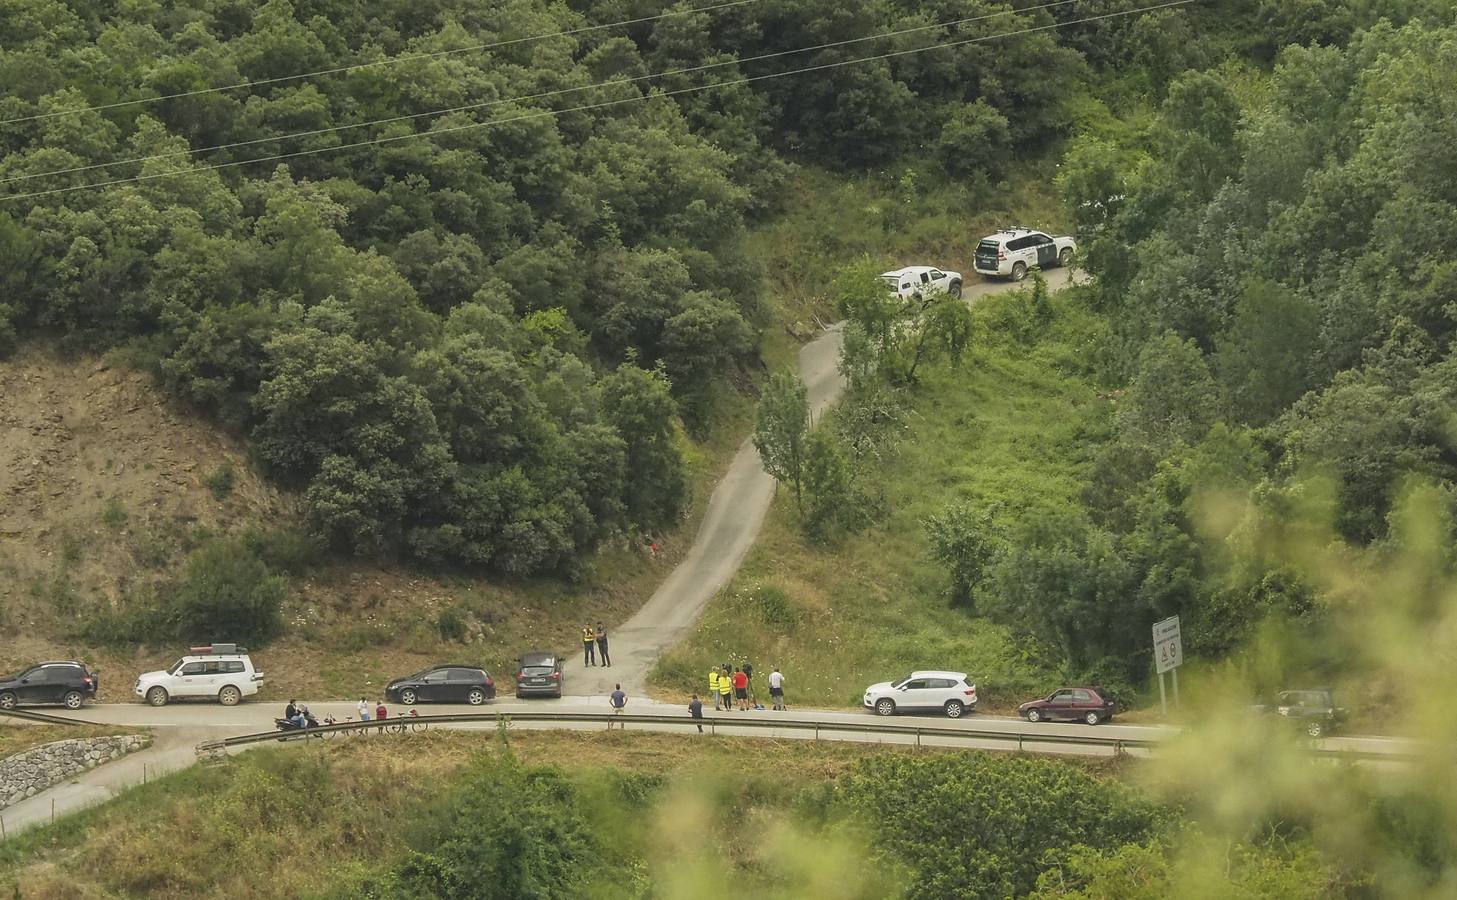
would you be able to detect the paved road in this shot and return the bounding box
[573,268,1084,698]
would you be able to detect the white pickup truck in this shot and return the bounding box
[881,265,963,299]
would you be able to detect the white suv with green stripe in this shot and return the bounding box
[973,228,1076,281]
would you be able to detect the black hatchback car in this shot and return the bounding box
[515,652,563,699]
[0,661,99,710]
[385,665,495,706]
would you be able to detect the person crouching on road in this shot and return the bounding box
[595,621,611,667]
[608,684,627,729]
[708,667,722,710]
[733,667,749,711]
[719,666,733,711]
[689,693,704,733]
[583,624,597,666]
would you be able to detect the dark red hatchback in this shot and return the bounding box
[1019,686,1115,725]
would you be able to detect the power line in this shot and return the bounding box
[0,0,1082,187]
[0,0,761,126]
[0,0,1199,205]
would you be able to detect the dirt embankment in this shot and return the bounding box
[0,350,683,701]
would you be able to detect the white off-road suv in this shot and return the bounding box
[134,644,264,707]
[973,228,1076,281]
[863,670,978,718]
[881,266,963,299]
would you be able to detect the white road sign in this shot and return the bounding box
[1153,615,1183,674]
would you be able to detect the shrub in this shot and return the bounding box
[164,537,286,646]
[436,607,466,643]
[101,496,128,530]
[206,463,236,500]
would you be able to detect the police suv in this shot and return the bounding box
[973,227,1077,281]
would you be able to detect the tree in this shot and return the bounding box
[1215,279,1319,424]
[833,259,976,386]
[601,363,685,532]
[923,502,1000,608]
[801,426,865,542]
[166,537,286,646]
[935,99,1011,180]
[753,372,809,513]
[1115,332,1220,454]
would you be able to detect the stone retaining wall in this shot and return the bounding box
[1,734,150,809]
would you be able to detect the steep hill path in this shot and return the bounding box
[572,269,1085,697]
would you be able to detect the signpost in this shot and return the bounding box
[1152,616,1183,717]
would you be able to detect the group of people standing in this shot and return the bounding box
[582,622,611,666]
[702,662,787,712]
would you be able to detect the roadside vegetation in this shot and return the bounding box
[0,729,1358,899]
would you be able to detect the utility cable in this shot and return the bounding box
[0,0,1200,205]
[0,0,1083,186]
[0,0,761,125]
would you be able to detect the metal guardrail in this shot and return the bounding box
[0,707,103,726]
[195,710,1161,758]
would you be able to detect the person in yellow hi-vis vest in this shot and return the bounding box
[718,665,733,711]
[708,667,721,711]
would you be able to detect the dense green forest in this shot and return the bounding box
[0,0,1099,577]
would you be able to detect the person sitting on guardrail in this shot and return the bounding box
[608,684,627,730]
[375,701,388,721]
[689,693,704,733]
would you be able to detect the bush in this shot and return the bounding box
[436,607,466,643]
[164,537,287,646]
[206,463,236,500]
[832,753,1165,900]
[101,496,128,530]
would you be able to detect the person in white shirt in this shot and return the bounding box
[358,697,370,721]
[768,667,786,711]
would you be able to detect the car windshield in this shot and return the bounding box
[891,676,913,689]
[522,666,555,676]
[168,659,187,675]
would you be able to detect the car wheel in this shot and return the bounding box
[1058,247,1074,268]
[1084,711,1101,726]
[63,690,84,710]
[467,688,486,706]
[875,698,896,716]
[218,685,241,706]
[0,691,16,710]
[944,700,964,719]
[949,282,963,299]
[1011,262,1027,282]
[1306,721,1324,739]
[400,689,417,706]
[1026,708,1043,723]
[147,687,169,707]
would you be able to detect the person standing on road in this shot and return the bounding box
[582,624,597,666]
[742,660,755,706]
[732,667,749,711]
[358,697,370,722]
[608,684,627,730]
[719,666,734,711]
[689,693,704,733]
[595,621,611,667]
[768,667,786,710]
[708,667,722,710]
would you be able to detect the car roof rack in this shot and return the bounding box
[189,643,247,655]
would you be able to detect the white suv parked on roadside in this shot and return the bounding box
[134,644,264,707]
[973,228,1076,281]
[881,266,963,300]
[864,670,978,718]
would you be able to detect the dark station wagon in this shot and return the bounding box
[385,665,495,706]
[515,651,564,699]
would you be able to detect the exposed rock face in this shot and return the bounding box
[0,734,150,809]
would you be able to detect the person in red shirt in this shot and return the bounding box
[732,667,749,711]
[375,702,388,721]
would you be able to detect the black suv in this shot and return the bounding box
[0,661,99,710]
[385,665,495,706]
[515,651,563,699]
[1253,689,1347,738]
